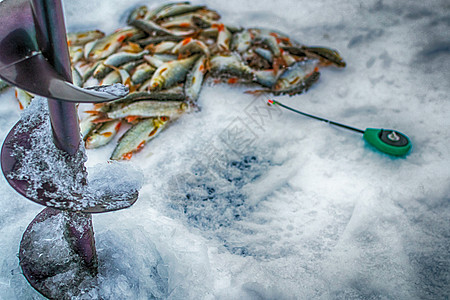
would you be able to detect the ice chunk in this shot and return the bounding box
[9,97,88,203]
[6,97,142,212]
[20,210,97,299]
[84,83,129,98]
[20,209,167,299]
[86,162,144,207]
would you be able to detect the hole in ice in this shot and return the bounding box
[167,153,271,231]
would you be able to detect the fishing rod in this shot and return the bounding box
[268,99,412,156]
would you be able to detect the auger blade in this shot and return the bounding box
[0,0,121,103]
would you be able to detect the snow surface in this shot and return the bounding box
[1,0,449,299]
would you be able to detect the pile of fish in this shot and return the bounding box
[2,2,346,160]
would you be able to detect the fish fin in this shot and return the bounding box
[84,110,102,115]
[244,89,268,95]
[137,141,146,150]
[227,77,239,84]
[122,152,133,160]
[272,56,286,74]
[123,42,142,53]
[92,116,114,124]
[125,116,140,124]
[93,103,107,109]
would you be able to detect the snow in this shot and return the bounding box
[1,0,449,299]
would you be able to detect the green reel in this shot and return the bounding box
[363,128,411,156]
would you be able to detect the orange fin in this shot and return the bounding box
[122,152,133,160]
[84,110,102,115]
[244,89,266,95]
[92,117,114,124]
[125,116,140,123]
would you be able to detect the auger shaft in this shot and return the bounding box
[31,0,81,154]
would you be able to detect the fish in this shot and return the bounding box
[171,38,210,57]
[101,100,187,120]
[80,114,100,139]
[281,45,346,67]
[121,60,145,74]
[148,54,199,91]
[110,117,169,160]
[249,28,291,45]
[143,85,185,101]
[254,47,273,63]
[302,46,346,68]
[129,19,176,36]
[212,23,231,52]
[143,54,178,69]
[154,3,206,20]
[93,50,149,79]
[83,40,98,60]
[67,30,105,46]
[231,30,252,53]
[72,67,84,87]
[195,8,221,21]
[0,79,9,91]
[118,42,143,53]
[252,69,279,88]
[131,63,156,85]
[280,49,297,66]
[114,88,185,105]
[163,27,197,37]
[80,60,103,82]
[251,31,281,57]
[160,13,198,29]
[15,88,33,110]
[185,55,207,102]
[144,2,190,20]
[143,55,165,69]
[87,28,138,61]
[136,35,184,47]
[127,5,148,24]
[85,120,122,149]
[198,27,219,39]
[92,85,185,113]
[98,60,140,86]
[209,54,254,80]
[69,46,84,63]
[271,60,320,95]
[152,41,178,54]
[100,71,120,85]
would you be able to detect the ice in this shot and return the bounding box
[7,97,88,203]
[84,83,129,98]
[19,211,97,299]
[0,0,449,299]
[20,210,167,299]
[6,97,142,211]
